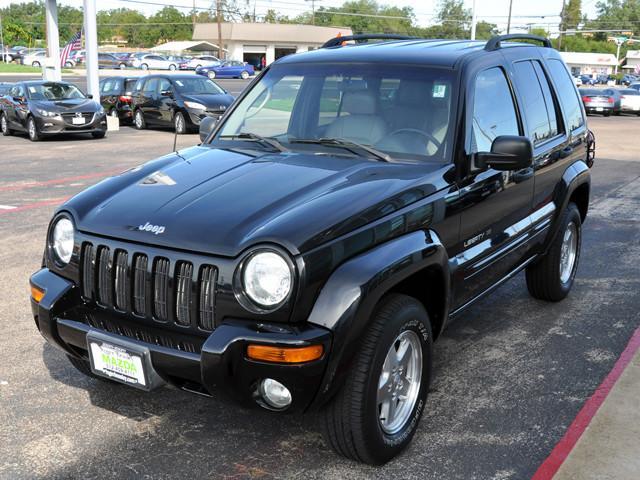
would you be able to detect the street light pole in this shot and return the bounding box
[470,0,477,40]
[0,12,7,64]
[506,0,513,34]
[615,38,624,75]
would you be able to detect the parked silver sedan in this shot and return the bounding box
[131,54,179,71]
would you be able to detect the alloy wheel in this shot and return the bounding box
[559,221,578,283]
[377,330,423,434]
[1,115,7,133]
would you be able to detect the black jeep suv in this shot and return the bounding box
[30,34,594,464]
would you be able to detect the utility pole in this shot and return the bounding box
[0,12,7,64]
[305,0,316,26]
[470,0,477,40]
[614,37,625,74]
[506,0,513,34]
[216,0,223,59]
[192,0,196,27]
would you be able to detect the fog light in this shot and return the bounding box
[259,378,292,410]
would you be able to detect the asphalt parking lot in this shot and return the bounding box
[0,113,639,479]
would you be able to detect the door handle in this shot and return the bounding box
[560,146,574,158]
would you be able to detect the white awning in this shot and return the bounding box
[150,41,227,54]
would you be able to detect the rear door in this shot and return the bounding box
[157,78,176,124]
[7,84,28,130]
[139,77,161,124]
[453,65,535,308]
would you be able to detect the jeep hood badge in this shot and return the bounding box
[138,222,166,235]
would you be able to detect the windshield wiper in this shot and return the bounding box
[219,133,289,152]
[289,138,391,162]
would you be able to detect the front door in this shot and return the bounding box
[452,66,535,309]
[157,78,176,124]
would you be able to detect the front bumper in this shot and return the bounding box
[34,113,107,135]
[30,268,331,412]
[186,108,224,126]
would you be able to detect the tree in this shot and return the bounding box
[560,0,582,32]
[433,0,470,39]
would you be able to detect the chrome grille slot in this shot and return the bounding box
[114,250,129,311]
[175,261,193,326]
[81,243,94,300]
[153,258,170,321]
[133,254,148,316]
[199,265,217,331]
[97,246,112,306]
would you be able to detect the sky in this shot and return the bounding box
[5,0,602,33]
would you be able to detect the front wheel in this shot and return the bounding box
[119,63,127,70]
[526,203,582,301]
[134,110,146,130]
[0,113,12,136]
[240,70,250,79]
[207,70,216,79]
[140,63,148,70]
[27,116,40,142]
[169,64,177,71]
[92,131,106,139]
[173,111,186,134]
[321,294,432,464]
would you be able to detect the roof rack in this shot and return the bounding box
[321,34,418,49]
[485,34,552,51]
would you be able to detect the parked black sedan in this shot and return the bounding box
[131,74,234,134]
[0,81,107,141]
[99,76,138,123]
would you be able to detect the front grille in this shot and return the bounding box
[60,112,94,126]
[80,242,217,331]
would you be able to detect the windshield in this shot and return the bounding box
[214,63,455,163]
[27,82,85,100]
[174,77,225,95]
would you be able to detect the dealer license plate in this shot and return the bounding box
[72,116,85,125]
[89,337,148,388]
[596,107,603,112]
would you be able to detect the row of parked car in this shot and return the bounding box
[0,74,235,141]
[574,73,640,87]
[8,46,256,78]
[580,86,640,116]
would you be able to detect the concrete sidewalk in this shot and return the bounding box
[551,330,640,480]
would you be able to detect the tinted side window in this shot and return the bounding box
[158,78,172,93]
[143,78,158,94]
[471,67,520,153]
[531,61,560,136]
[513,61,555,145]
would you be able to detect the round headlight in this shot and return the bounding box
[51,217,74,264]
[242,251,292,309]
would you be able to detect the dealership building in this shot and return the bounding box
[558,51,619,75]
[193,23,352,67]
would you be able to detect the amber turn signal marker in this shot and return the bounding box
[31,285,45,303]
[247,344,323,364]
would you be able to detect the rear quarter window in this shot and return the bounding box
[547,59,585,133]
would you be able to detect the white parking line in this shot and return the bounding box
[0,205,17,210]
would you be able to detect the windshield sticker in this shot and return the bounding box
[175,80,184,87]
[433,84,447,98]
[29,86,36,93]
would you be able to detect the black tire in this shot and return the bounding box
[1,113,12,136]
[32,61,40,67]
[169,64,177,71]
[321,294,432,465]
[66,355,118,384]
[526,203,582,302]
[604,111,611,117]
[27,116,40,142]
[141,63,148,70]
[174,111,187,134]
[92,131,106,139]
[134,109,146,130]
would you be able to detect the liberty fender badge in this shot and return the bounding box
[138,222,165,235]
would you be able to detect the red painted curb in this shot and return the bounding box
[531,326,640,480]
[0,169,123,193]
[0,197,70,215]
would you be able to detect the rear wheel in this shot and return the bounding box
[240,70,250,80]
[321,294,432,464]
[119,63,127,70]
[526,203,582,301]
[207,70,216,79]
[604,111,611,117]
[32,61,41,67]
[169,64,177,71]
[0,113,12,136]
[134,109,146,130]
[27,116,40,142]
[92,131,106,139]
[141,63,148,70]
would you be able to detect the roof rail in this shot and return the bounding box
[321,34,418,49]
[485,34,552,51]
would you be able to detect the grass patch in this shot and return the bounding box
[0,63,73,74]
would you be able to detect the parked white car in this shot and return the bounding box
[619,88,640,114]
[23,50,47,67]
[180,55,221,70]
[131,54,179,71]
[573,76,582,87]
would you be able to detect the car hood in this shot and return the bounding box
[31,98,99,111]
[64,146,448,257]
[181,93,234,108]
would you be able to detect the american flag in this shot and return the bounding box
[60,30,82,67]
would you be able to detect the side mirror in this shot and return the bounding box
[476,135,533,171]
[160,90,173,97]
[13,96,24,102]
[199,116,217,143]
[87,94,93,99]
